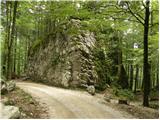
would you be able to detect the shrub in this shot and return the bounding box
[31,39,44,52]
[93,48,112,91]
[115,88,135,100]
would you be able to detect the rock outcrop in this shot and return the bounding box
[27,19,98,88]
[0,103,21,119]
[1,79,16,94]
[87,85,95,95]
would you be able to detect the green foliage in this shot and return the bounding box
[113,87,135,100]
[93,47,112,91]
[149,101,159,109]
[150,88,159,99]
[149,88,159,109]
[31,39,43,52]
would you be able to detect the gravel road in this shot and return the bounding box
[17,81,134,119]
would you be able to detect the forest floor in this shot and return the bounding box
[3,80,158,119]
[1,87,48,118]
[101,87,159,119]
[102,99,159,119]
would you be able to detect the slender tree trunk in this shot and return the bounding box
[156,66,159,88]
[141,66,144,90]
[127,64,130,85]
[6,1,18,80]
[11,29,17,75]
[127,64,130,77]
[6,2,12,80]
[117,51,128,88]
[143,0,150,107]
[24,37,28,72]
[3,2,9,77]
[150,9,153,35]
[151,64,154,89]
[134,65,139,93]
[138,66,141,89]
[13,31,17,73]
[129,64,133,90]
[17,46,21,76]
[117,34,128,89]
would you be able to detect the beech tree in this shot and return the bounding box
[2,1,18,80]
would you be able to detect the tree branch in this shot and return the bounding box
[126,2,144,25]
[106,15,141,24]
[142,1,146,9]
[135,12,145,21]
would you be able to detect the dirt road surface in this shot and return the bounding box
[16,81,135,119]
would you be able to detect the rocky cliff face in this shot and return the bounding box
[27,20,98,88]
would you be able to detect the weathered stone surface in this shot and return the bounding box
[1,79,16,94]
[1,97,9,105]
[1,84,8,94]
[27,19,98,88]
[0,78,6,84]
[7,81,16,92]
[0,78,8,94]
[1,103,21,119]
[87,85,95,95]
[22,76,30,81]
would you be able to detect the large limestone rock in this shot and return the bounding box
[0,79,7,94]
[87,85,95,95]
[27,19,98,88]
[0,103,21,119]
[0,79,16,94]
[7,81,16,92]
[1,84,7,95]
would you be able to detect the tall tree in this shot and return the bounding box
[6,1,18,80]
[117,0,152,107]
[143,0,150,107]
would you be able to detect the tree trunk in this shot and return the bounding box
[141,66,144,90]
[17,46,21,76]
[117,33,128,89]
[127,64,130,78]
[24,37,28,72]
[156,66,159,88]
[6,2,12,80]
[129,64,133,90]
[138,66,141,89]
[3,2,9,77]
[117,51,129,89]
[134,65,139,93]
[13,31,17,73]
[6,1,18,80]
[143,0,150,107]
